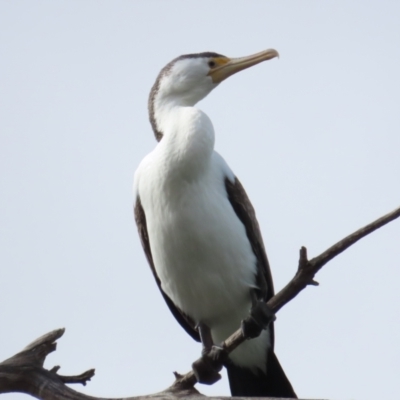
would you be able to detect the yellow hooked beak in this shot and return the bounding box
[208,49,279,83]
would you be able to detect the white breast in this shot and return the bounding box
[134,108,270,371]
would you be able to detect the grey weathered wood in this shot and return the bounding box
[173,205,400,388]
[0,327,318,399]
[1,205,399,399]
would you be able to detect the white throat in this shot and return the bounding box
[154,102,216,181]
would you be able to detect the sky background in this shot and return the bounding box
[1,1,400,399]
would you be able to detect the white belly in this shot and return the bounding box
[162,193,254,314]
[137,151,270,371]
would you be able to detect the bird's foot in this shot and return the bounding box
[192,345,228,385]
[241,300,276,339]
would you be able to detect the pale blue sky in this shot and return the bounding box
[1,1,399,399]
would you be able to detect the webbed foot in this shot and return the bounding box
[241,299,276,339]
[192,345,228,385]
[192,322,229,384]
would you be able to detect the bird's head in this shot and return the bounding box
[149,49,279,141]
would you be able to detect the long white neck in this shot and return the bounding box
[154,98,215,180]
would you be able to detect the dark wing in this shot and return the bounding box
[225,176,275,347]
[134,196,200,342]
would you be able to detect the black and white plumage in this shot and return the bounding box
[134,50,296,397]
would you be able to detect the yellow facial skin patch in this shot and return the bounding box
[208,49,279,83]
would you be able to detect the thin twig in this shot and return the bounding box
[1,206,399,399]
[58,369,95,386]
[173,205,400,389]
[270,205,400,313]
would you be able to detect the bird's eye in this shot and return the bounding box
[208,60,216,68]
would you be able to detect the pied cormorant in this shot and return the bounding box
[134,49,296,398]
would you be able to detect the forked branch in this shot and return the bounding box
[172,205,400,389]
[1,205,399,399]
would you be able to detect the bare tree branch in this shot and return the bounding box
[270,204,400,313]
[172,205,400,389]
[0,328,202,400]
[1,205,399,399]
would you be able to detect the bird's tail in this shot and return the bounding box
[226,350,297,398]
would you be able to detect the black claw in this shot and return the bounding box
[192,355,221,385]
[252,300,276,329]
[241,316,262,339]
[192,345,228,385]
[208,345,229,367]
[241,300,276,339]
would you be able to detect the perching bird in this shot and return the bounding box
[134,49,296,398]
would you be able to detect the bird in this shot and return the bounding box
[133,49,296,398]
